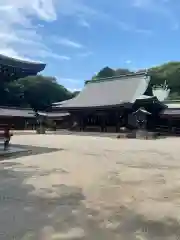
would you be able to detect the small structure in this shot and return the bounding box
[0,107,36,129]
[133,108,152,139]
[133,107,151,129]
[0,107,70,131]
[34,111,70,133]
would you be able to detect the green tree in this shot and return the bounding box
[149,62,180,98]
[5,81,25,107]
[17,75,73,111]
[86,67,133,85]
[85,67,116,85]
[91,75,98,80]
[96,67,115,78]
[115,68,132,76]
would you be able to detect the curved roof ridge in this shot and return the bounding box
[0,54,46,73]
[86,71,148,84]
[0,54,45,65]
[0,106,33,111]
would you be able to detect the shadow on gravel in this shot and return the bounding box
[0,162,85,239]
[0,162,179,239]
[0,144,62,161]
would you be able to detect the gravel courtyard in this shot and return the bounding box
[0,134,180,239]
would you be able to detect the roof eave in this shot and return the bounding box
[53,102,133,111]
[0,54,46,73]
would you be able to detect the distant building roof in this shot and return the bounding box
[162,100,180,108]
[52,100,69,106]
[165,103,180,109]
[53,72,150,110]
[0,107,35,118]
[160,100,180,116]
[0,107,69,119]
[136,95,155,100]
[38,112,70,118]
[161,109,180,116]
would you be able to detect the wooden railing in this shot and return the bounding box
[155,125,180,136]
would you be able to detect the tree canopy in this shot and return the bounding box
[91,67,132,80]
[96,67,115,78]
[1,75,73,111]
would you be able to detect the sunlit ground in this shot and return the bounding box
[0,134,180,239]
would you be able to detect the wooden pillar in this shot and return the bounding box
[100,115,104,132]
[82,115,86,131]
[168,118,172,134]
[104,114,107,132]
[99,113,106,132]
[79,115,83,131]
[78,112,85,132]
[124,112,128,128]
[24,120,27,130]
[115,111,120,133]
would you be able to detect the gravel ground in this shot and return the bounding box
[0,134,180,239]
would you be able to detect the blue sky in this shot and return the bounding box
[0,0,180,91]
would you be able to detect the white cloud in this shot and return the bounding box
[53,37,84,49]
[135,28,152,35]
[118,21,152,35]
[59,77,83,92]
[26,49,71,61]
[132,0,179,30]
[57,0,97,17]
[78,18,90,28]
[0,48,21,60]
[67,88,82,92]
[125,60,132,64]
[0,0,70,62]
[172,23,179,31]
[60,78,82,83]
[0,0,57,22]
[118,21,131,31]
[133,0,151,8]
[77,51,93,58]
[32,0,57,21]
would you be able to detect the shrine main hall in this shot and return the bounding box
[51,72,180,134]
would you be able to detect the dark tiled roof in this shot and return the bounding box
[54,73,150,109]
[0,54,46,72]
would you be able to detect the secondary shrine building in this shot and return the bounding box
[51,72,180,134]
[0,54,46,128]
[0,54,73,129]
